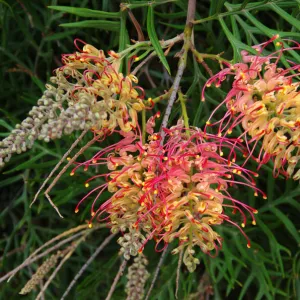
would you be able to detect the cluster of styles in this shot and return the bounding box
[1,36,299,272]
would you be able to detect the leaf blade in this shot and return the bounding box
[147,6,171,74]
[48,6,120,19]
[60,20,120,32]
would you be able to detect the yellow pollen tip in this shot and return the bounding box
[237,171,242,175]
[134,57,140,61]
[70,172,74,176]
[163,157,168,161]
[92,159,97,164]
[85,183,89,188]
[75,209,79,213]
[247,243,251,249]
[91,211,95,217]
[227,130,232,134]
[254,192,258,197]
[263,195,267,200]
[67,157,71,161]
[233,169,237,173]
[275,42,281,46]
[254,173,259,177]
[241,223,245,228]
[148,97,152,102]
[196,155,200,158]
[88,223,93,228]
[220,151,224,156]
[206,121,211,125]
[232,158,236,163]
[252,221,256,225]
[154,190,158,195]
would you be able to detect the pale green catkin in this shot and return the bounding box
[19,250,63,295]
[125,254,150,300]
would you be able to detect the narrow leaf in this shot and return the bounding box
[270,207,300,244]
[270,3,300,31]
[60,20,120,31]
[48,6,120,19]
[147,6,170,74]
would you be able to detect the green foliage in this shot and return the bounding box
[0,0,299,299]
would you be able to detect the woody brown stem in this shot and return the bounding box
[160,0,196,141]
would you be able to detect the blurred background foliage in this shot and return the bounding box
[0,0,299,299]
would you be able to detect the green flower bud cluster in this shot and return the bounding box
[125,254,149,300]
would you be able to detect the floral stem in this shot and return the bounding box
[142,109,146,144]
[113,34,184,64]
[178,91,190,136]
[152,91,171,104]
[191,47,231,65]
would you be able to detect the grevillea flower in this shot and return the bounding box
[203,36,300,180]
[0,39,145,166]
[56,39,145,133]
[73,120,263,272]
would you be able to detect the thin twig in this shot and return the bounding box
[3,225,105,284]
[3,231,85,284]
[105,259,128,300]
[27,224,89,260]
[114,33,184,63]
[60,233,116,300]
[145,246,169,300]
[44,135,100,218]
[39,280,46,300]
[132,51,156,75]
[31,129,88,208]
[35,238,84,300]
[175,249,183,299]
[128,9,145,41]
[159,0,196,142]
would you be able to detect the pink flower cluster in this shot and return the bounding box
[73,120,262,271]
[203,36,300,179]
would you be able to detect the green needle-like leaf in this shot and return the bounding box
[48,6,120,19]
[147,6,171,74]
[60,20,120,31]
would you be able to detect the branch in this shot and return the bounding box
[105,259,128,300]
[60,234,116,300]
[145,246,169,300]
[159,0,196,141]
